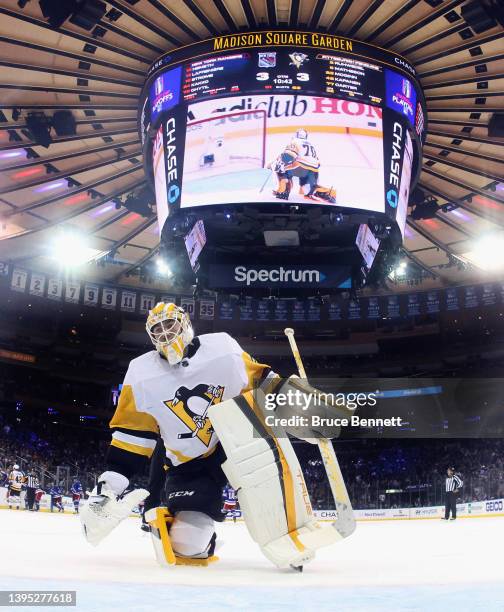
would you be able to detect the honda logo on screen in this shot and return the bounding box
[208,264,351,289]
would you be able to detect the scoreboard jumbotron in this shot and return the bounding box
[138,30,426,295]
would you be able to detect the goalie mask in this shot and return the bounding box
[146,302,194,365]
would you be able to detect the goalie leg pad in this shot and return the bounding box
[146,508,218,567]
[145,507,176,567]
[208,393,342,569]
[170,510,216,558]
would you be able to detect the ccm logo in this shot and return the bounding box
[486,500,503,512]
[168,490,195,499]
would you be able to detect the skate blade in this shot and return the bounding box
[175,555,219,567]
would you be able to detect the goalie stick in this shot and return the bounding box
[284,327,356,541]
[259,167,273,193]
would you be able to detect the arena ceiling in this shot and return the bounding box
[0,0,502,293]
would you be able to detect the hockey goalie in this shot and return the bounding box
[199,133,227,168]
[269,129,336,204]
[81,302,353,570]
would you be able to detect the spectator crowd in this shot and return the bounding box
[2,410,503,512]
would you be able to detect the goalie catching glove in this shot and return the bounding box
[80,471,148,546]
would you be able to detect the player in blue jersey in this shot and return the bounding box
[70,478,84,514]
[222,483,240,523]
[49,484,64,513]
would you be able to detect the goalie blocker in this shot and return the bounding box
[208,385,345,570]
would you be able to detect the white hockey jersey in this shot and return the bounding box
[110,332,270,467]
[284,137,320,171]
[8,470,24,491]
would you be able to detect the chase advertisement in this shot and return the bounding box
[382,109,411,229]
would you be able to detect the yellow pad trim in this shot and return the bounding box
[148,508,176,566]
[175,555,219,567]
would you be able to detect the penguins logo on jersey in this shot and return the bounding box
[164,384,225,446]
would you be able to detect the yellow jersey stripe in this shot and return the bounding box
[111,438,154,458]
[109,384,159,434]
[241,352,271,392]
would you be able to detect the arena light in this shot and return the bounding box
[89,203,114,217]
[64,193,89,206]
[156,257,172,277]
[50,231,106,267]
[463,233,504,271]
[389,261,407,281]
[34,180,66,194]
[449,209,471,222]
[12,167,43,179]
[0,150,24,160]
[121,213,140,226]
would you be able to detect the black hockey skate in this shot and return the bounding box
[273,190,289,200]
[318,193,336,204]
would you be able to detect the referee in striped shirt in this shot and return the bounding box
[25,470,40,511]
[444,467,463,520]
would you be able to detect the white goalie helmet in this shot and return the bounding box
[13,464,19,470]
[296,129,308,140]
[146,302,194,365]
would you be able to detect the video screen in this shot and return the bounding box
[180,94,384,212]
[180,49,384,106]
[152,126,169,236]
[356,224,380,270]
[396,130,413,239]
[150,66,182,124]
[184,219,206,270]
[385,69,416,128]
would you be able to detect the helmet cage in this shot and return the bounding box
[146,304,194,365]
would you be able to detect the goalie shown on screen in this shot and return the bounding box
[269,128,336,203]
[180,94,384,212]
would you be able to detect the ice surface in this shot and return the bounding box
[1,510,503,611]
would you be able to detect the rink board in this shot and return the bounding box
[2,487,502,520]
